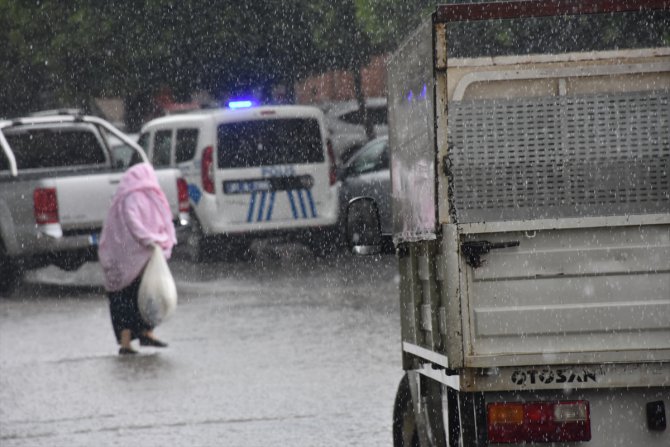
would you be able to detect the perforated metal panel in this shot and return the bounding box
[447,91,670,222]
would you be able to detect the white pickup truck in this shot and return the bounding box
[0,113,190,295]
[346,1,669,446]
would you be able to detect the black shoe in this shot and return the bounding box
[139,336,168,348]
[119,346,138,355]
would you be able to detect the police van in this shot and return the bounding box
[139,103,340,261]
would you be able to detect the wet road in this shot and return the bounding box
[0,243,401,446]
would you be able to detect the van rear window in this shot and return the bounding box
[4,128,106,169]
[217,118,324,168]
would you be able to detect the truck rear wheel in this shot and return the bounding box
[393,374,420,447]
[394,372,452,447]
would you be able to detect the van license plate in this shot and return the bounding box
[224,180,272,194]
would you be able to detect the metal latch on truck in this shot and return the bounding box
[460,240,520,268]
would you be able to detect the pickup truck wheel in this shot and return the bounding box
[0,246,23,296]
[185,219,210,263]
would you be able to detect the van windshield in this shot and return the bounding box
[217,118,324,168]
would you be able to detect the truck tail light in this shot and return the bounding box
[201,146,215,194]
[327,139,337,186]
[487,400,590,443]
[34,188,59,224]
[177,178,190,213]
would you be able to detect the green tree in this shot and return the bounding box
[0,1,325,128]
[0,0,67,117]
[355,0,437,51]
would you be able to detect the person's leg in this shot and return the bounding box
[109,285,139,355]
[118,329,137,354]
[108,293,125,344]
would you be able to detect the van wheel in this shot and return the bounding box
[309,228,343,258]
[0,244,23,296]
[218,239,252,262]
[393,374,420,447]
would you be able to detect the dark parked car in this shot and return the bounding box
[325,97,388,164]
[338,136,391,240]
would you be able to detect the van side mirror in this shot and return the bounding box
[346,197,382,255]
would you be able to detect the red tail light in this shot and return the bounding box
[201,145,215,194]
[327,139,337,186]
[177,178,190,213]
[487,400,590,443]
[34,188,59,224]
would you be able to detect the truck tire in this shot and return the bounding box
[393,374,420,447]
[0,243,22,296]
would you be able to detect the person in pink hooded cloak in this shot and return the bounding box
[98,162,177,355]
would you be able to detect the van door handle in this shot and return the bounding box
[109,179,120,185]
[461,240,520,268]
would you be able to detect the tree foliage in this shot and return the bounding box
[355,0,438,51]
[0,0,433,121]
[1,1,328,119]
[3,0,666,124]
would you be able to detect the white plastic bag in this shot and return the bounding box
[138,244,177,327]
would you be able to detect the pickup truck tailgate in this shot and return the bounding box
[42,173,123,230]
[40,169,181,231]
[460,219,670,367]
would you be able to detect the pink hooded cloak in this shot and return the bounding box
[98,163,177,292]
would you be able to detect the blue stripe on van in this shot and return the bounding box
[306,190,317,218]
[257,191,267,222]
[265,191,276,221]
[247,192,257,223]
[287,190,298,219]
[188,183,202,205]
[296,189,308,218]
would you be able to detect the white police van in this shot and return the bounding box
[139,103,340,261]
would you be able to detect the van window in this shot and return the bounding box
[153,130,172,167]
[175,128,198,162]
[3,128,106,169]
[217,118,324,168]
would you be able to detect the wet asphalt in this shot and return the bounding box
[0,243,401,447]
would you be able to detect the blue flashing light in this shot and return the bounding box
[228,100,255,109]
[420,84,427,99]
